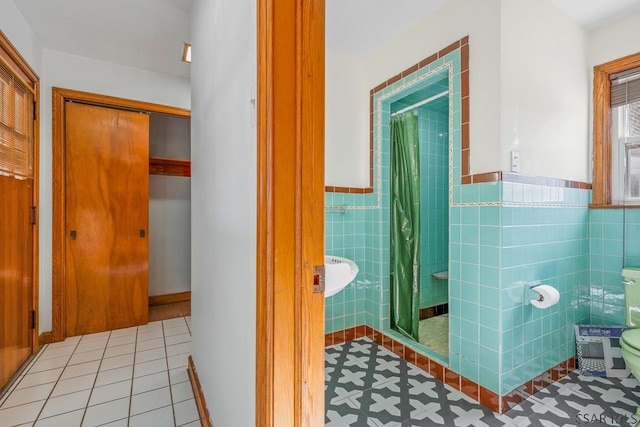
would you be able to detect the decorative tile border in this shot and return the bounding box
[419,303,448,320]
[325,325,575,414]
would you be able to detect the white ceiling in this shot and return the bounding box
[14,0,191,78]
[12,0,640,79]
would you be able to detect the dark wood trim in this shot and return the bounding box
[51,87,191,344]
[589,204,640,209]
[256,0,326,425]
[0,31,40,357]
[149,157,191,177]
[38,332,53,347]
[592,52,640,205]
[188,356,213,427]
[148,291,191,306]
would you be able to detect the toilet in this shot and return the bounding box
[620,267,640,421]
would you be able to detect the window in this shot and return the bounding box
[592,53,640,206]
[611,68,640,204]
[0,64,34,179]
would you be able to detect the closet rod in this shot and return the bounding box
[390,90,448,117]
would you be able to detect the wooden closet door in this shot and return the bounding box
[0,176,33,388]
[65,102,149,336]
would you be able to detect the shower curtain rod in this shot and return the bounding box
[390,90,448,117]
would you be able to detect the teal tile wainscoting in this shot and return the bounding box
[590,208,640,325]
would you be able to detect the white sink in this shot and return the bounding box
[324,255,359,298]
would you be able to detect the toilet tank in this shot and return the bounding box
[623,267,640,327]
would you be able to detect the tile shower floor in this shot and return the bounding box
[326,338,640,426]
[0,317,198,427]
[418,315,449,357]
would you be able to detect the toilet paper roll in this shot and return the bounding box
[530,284,560,309]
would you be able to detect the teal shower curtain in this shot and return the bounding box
[390,112,420,341]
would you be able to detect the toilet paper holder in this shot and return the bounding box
[525,281,544,304]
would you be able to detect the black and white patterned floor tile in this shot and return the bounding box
[325,338,640,427]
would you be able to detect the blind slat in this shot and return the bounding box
[611,67,640,107]
[0,61,33,179]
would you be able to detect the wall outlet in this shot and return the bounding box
[511,150,520,173]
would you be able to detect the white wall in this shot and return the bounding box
[325,49,370,187]
[327,0,502,185]
[191,0,256,425]
[500,0,589,182]
[1,0,43,74]
[149,114,191,296]
[588,11,640,67]
[38,49,191,332]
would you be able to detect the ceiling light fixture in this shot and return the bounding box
[182,42,191,63]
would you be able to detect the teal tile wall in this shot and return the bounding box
[417,107,449,308]
[590,208,640,326]
[324,199,371,334]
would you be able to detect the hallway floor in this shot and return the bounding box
[326,338,640,426]
[0,317,197,427]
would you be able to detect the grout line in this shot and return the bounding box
[77,330,113,427]
[162,320,179,426]
[126,326,140,427]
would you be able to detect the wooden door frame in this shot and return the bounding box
[255,0,326,425]
[0,31,40,355]
[51,88,190,342]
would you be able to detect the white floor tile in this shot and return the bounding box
[28,355,71,373]
[135,347,166,364]
[179,422,200,427]
[68,349,104,366]
[166,342,191,357]
[129,387,171,416]
[132,371,169,395]
[75,339,108,354]
[16,368,63,389]
[162,318,186,328]
[170,381,194,404]
[137,321,163,332]
[128,405,174,427]
[137,330,164,342]
[60,361,101,381]
[167,353,189,370]
[94,365,133,388]
[174,398,199,426]
[50,373,97,398]
[39,388,91,419]
[107,335,136,348]
[164,326,189,337]
[82,396,129,427]
[133,358,167,378]
[135,338,165,352]
[35,408,84,427]
[99,353,134,372]
[0,400,47,425]
[103,343,135,359]
[88,380,132,407]
[79,331,111,343]
[168,368,189,385]
[45,337,80,350]
[165,333,191,346]
[0,382,55,409]
[109,326,137,338]
[40,345,76,361]
[96,419,128,427]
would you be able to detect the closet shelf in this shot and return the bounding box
[149,157,191,177]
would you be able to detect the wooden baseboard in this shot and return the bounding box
[149,291,191,307]
[38,331,54,346]
[188,355,212,427]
